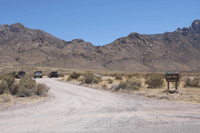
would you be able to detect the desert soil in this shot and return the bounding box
[0,78,200,133]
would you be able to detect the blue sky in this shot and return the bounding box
[0,0,199,46]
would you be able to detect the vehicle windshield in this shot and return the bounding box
[35,71,42,74]
[51,72,58,74]
[19,72,26,74]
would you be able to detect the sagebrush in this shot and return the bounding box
[145,75,164,88]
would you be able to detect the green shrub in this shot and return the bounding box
[145,75,164,88]
[107,78,113,84]
[36,83,50,97]
[82,73,94,84]
[17,85,33,97]
[115,74,123,80]
[70,71,81,79]
[2,93,12,103]
[2,73,15,89]
[184,78,200,87]
[10,82,20,95]
[127,74,133,79]
[93,76,102,84]
[118,79,141,91]
[132,73,140,78]
[0,73,4,80]
[67,76,72,81]
[14,77,37,97]
[198,84,200,88]
[0,80,9,94]
[119,81,128,89]
[19,77,36,90]
[59,73,65,77]
[128,80,141,91]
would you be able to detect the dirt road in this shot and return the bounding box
[0,78,200,133]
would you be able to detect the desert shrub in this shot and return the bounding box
[100,81,107,87]
[2,93,12,103]
[93,76,102,84]
[184,78,200,87]
[36,83,50,97]
[119,80,128,89]
[128,80,141,91]
[0,80,9,94]
[198,84,200,88]
[0,73,4,80]
[19,77,36,89]
[70,71,81,79]
[17,85,33,97]
[145,75,164,88]
[115,74,123,80]
[107,78,113,84]
[15,77,37,97]
[133,73,140,78]
[2,73,15,89]
[143,73,152,79]
[127,74,133,79]
[10,82,20,95]
[118,79,141,91]
[59,73,65,77]
[82,73,94,84]
[67,76,72,81]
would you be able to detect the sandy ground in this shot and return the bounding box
[0,78,200,133]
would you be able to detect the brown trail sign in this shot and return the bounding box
[165,71,180,91]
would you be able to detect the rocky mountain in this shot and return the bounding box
[0,20,200,72]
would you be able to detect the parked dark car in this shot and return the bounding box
[34,71,43,78]
[14,71,26,78]
[49,71,58,78]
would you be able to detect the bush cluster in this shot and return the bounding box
[107,78,113,84]
[0,73,4,80]
[118,79,141,91]
[93,76,102,84]
[36,83,50,96]
[0,73,50,97]
[145,75,164,88]
[184,78,200,88]
[58,73,65,77]
[69,71,81,79]
[80,73,102,84]
[17,77,36,97]
[0,73,15,94]
[115,74,123,80]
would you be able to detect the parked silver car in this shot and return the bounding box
[34,71,43,78]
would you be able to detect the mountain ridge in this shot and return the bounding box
[0,20,199,71]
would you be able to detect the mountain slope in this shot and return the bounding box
[0,20,200,71]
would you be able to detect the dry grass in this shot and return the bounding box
[134,79,200,104]
[60,71,200,104]
[99,81,108,88]
[36,83,50,97]
[2,66,199,104]
[1,93,13,103]
[0,94,44,109]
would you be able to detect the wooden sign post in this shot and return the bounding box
[165,71,180,91]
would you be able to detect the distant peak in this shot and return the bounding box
[72,39,84,42]
[191,19,200,33]
[128,32,140,39]
[11,23,25,27]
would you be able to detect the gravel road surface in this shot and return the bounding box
[0,78,200,133]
